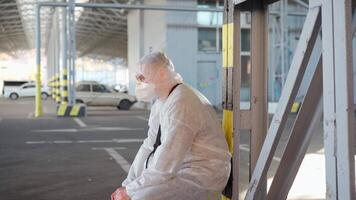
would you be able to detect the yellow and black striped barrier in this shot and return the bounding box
[60,69,69,104]
[55,75,60,104]
[57,104,86,117]
[48,74,60,103]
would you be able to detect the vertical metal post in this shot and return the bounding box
[68,0,76,105]
[270,17,276,101]
[222,0,240,199]
[54,11,61,104]
[280,0,286,86]
[51,36,56,100]
[249,0,268,199]
[35,4,43,117]
[60,6,68,104]
[322,0,356,199]
[215,0,220,53]
[321,1,338,198]
[244,6,321,199]
[50,35,55,100]
[333,0,355,197]
[232,5,241,200]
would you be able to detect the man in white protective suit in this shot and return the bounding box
[111,52,231,200]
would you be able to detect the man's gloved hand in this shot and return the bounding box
[111,187,131,200]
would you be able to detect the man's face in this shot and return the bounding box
[136,64,159,84]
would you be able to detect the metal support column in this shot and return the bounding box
[67,0,76,105]
[321,1,338,198]
[231,5,241,200]
[249,0,269,199]
[54,11,61,104]
[322,0,355,199]
[226,1,355,199]
[35,4,43,117]
[60,6,68,104]
[222,0,236,199]
[244,4,321,199]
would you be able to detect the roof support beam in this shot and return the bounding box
[37,2,223,12]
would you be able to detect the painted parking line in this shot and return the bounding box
[136,116,148,122]
[32,129,78,133]
[239,144,281,162]
[73,117,87,128]
[26,138,144,144]
[31,126,145,133]
[94,127,144,131]
[92,147,126,150]
[92,147,131,173]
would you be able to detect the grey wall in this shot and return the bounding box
[127,0,223,106]
[165,0,223,106]
[143,0,167,53]
[166,0,198,87]
[127,0,167,96]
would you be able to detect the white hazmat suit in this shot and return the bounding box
[122,83,231,200]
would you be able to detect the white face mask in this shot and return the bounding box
[135,82,157,102]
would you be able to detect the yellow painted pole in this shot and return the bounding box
[35,4,43,117]
[35,64,43,117]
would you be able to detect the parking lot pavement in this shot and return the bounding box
[0,97,354,200]
[0,98,151,200]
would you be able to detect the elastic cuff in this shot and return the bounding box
[125,187,134,200]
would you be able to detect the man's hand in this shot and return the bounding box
[111,187,131,200]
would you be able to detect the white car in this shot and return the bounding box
[75,81,137,110]
[4,82,50,100]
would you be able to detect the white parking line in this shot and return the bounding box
[113,138,144,143]
[93,147,131,173]
[53,140,74,144]
[239,144,281,162]
[31,127,144,133]
[32,129,78,133]
[94,127,144,131]
[92,147,126,150]
[136,116,149,122]
[26,138,144,144]
[73,117,87,128]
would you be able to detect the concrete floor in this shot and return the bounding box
[0,97,354,200]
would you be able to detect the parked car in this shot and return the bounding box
[4,82,50,100]
[75,81,136,110]
[113,84,128,93]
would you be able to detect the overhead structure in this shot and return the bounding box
[1,0,224,60]
[0,0,52,56]
[0,0,138,60]
[222,0,355,199]
[34,1,223,117]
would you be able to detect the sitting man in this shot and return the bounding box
[111,52,231,200]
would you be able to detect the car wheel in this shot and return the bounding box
[76,99,84,104]
[117,99,132,110]
[9,93,19,100]
[41,92,49,100]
